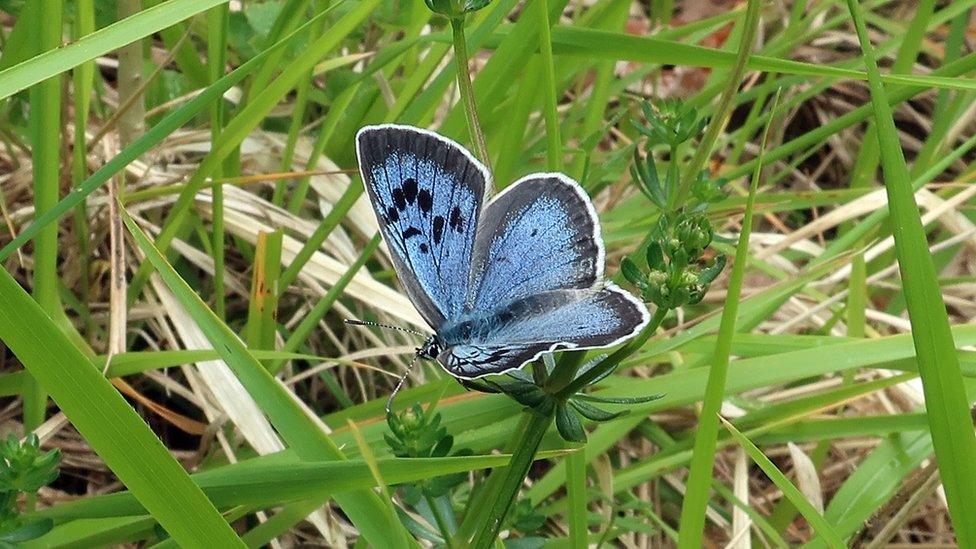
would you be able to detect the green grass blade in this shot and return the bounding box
[35,452,571,522]
[677,84,776,548]
[0,268,243,547]
[847,2,976,544]
[119,206,409,546]
[720,417,845,548]
[0,0,229,101]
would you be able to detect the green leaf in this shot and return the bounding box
[0,250,242,547]
[568,398,626,422]
[555,404,586,443]
[620,257,645,287]
[0,0,230,101]
[847,1,976,544]
[721,417,846,548]
[118,207,410,547]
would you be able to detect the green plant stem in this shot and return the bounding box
[208,3,229,319]
[674,0,762,208]
[565,449,588,548]
[676,89,777,548]
[71,0,95,343]
[450,17,490,169]
[425,492,456,549]
[25,0,64,433]
[469,410,553,548]
[534,0,562,171]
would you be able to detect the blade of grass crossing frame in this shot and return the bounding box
[0,0,230,101]
[847,2,976,545]
[720,417,845,548]
[128,0,376,302]
[676,86,779,547]
[119,208,411,547]
[0,271,243,546]
[0,8,335,263]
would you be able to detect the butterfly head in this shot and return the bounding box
[416,335,443,361]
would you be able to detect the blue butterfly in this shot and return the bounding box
[355,124,649,382]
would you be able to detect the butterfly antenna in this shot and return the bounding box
[344,318,427,337]
[386,352,422,416]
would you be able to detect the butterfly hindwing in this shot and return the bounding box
[356,125,488,327]
[438,285,649,378]
[466,174,602,312]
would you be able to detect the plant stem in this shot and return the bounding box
[424,492,456,549]
[450,17,490,169]
[25,0,63,433]
[674,0,762,208]
[676,88,778,548]
[469,410,553,548]
[534,0,562,171]
[208,3,229,319]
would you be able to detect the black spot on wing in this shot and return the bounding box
[403,178,418,204]
[386,206,399,223]
[403,227,422,239]
[449,206,464,232]
[418,189,433,214]
[392,187,406,210]
[420,243,429,253]
[433,216,445,244]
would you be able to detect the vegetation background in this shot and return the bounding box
[0,0,975,546]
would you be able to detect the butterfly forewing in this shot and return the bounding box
[466,174,603,312]
[356,125,487,327]
[355,124,650,382]
[439,286,649,379]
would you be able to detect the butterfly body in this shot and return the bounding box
[356,125,650,380]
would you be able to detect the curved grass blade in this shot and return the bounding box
[720,417,845,548]
[845,2,976,544]
[0,267,243,546]
[0,0,229,101]
[119,206,411,546]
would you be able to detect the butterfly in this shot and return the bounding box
[355,124,650,383]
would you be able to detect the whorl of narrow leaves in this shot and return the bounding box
[625,98,730,311]
[0,433,60,544]
[466,355,663,443]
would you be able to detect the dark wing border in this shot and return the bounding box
[355,124,491,327]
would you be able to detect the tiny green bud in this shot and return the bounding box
[424,0,492,18]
